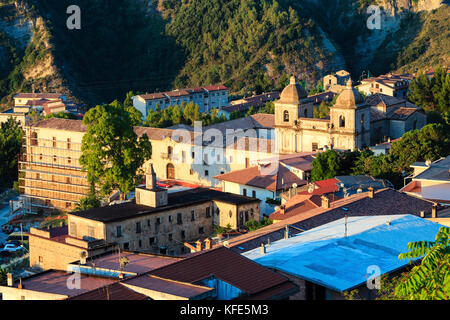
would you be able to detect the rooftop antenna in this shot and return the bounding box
[344,214,348,238]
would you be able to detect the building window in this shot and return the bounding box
[245,158,250,168]
[149,237,155,245]
[68,157,71,164]
[36,173,40,180]
[312,143,319,152]
[181,230,185,239]
[190,169,194,175]
[252,190,256,198]
[66,177,71,184]
[339,115,345,128]
[139,240,142,247]
[168,234,173,241]
[177,213,182,224]
[116,226,122,238]
[229,210,232,218]
[206,207,211,218]
[205,170,209,176]
[156,217,161,225]
[168,215,173,223]
[245,211,249,221]
[136,222,141,233]
[67,138,71,149]
[147,219,151,227]
[39,256,44,263]
[216,208,220,216]
[123,243,129,250]
[39,154,43,160]
[283,110,289,122]
[53,155,57,162]
[243,189,247,196]
[199,227,204,234]
[65,202,71,209]
[52,137,56,147]
[191,211,195,221]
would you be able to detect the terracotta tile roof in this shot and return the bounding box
[32,118,87,132]
[138,92,166,100]
[214,164,307,192]
[202,84,228,91]
[365,93,405,108]
[164,90,191,98]
[68,282,148,300]
[15,270,117,297]
[148,246,295,297]
[25,99,49,106]
[15,93,64,99]
[225,189,434,253]
[387,107,420,120]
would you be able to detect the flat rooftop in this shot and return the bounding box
[14,270,117,297]
[69,188,259,223]
[74,251,182,275]
[243,214,444,292]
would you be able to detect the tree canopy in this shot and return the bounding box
[0,117,23,190]
[79,101,152,200]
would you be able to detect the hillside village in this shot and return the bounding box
[0,0,449,304]
[0,63,449,301]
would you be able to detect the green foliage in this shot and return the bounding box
[0,117,23,189]
[311,150,342,182]
[79,100,152,198]
[389,123,450,172]
[214,223,234,235]
[245,217,273,231]
[42,111,77,120]
[377,227,450,300]
[75,192,101,211]
[0,268,8,286]
[166,0,324,94]
[408,66,450,113]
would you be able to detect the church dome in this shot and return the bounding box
[279,76,307,104]
[335,79,364,108]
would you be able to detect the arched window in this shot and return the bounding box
[166,163,175,179]
[283,110,289,122]
[339,115,345,128]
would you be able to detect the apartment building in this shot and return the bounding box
[19,119,89,214]
[357,73,415,98]
[132,84,229,119]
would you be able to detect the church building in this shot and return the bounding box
[275,76,371,154]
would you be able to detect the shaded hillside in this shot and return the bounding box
[0,0,448,108]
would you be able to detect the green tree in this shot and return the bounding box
[311,150,342,182]
[0,268,8,286]
[377,227,450,300]
[79,101,152,200]
[0,117,23,188]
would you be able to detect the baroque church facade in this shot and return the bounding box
[274,76,425,154]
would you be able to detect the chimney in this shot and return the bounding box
[280,205,286,215]
[146,164,157,190]
[80,251,87,265]
[420,210,425,218]
[321,195,330,209]
[18,278,23,290]
[204,238,211,250]
[368,187,374,199]
[284,225,289,239]
[196,240,203,252]
[118,273,124,279]
[7,273,13,287]
[432,204,438,218]
[260,242,266,255]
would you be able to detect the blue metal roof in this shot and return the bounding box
[243,215,444,292]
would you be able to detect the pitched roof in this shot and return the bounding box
[365,93,405,107]
[387,107,421,120]
[69,188,259,223]
[214,163,307,192]
[148,246,295,297]
[68,282,148,300]
[202,84,228,91]
[224,189,434,253]
[33,118,87,132]
[413,156,450,182]
[15,93,64,99]
[243,214,444,292]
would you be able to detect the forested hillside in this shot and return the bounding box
[0,0,448,108]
